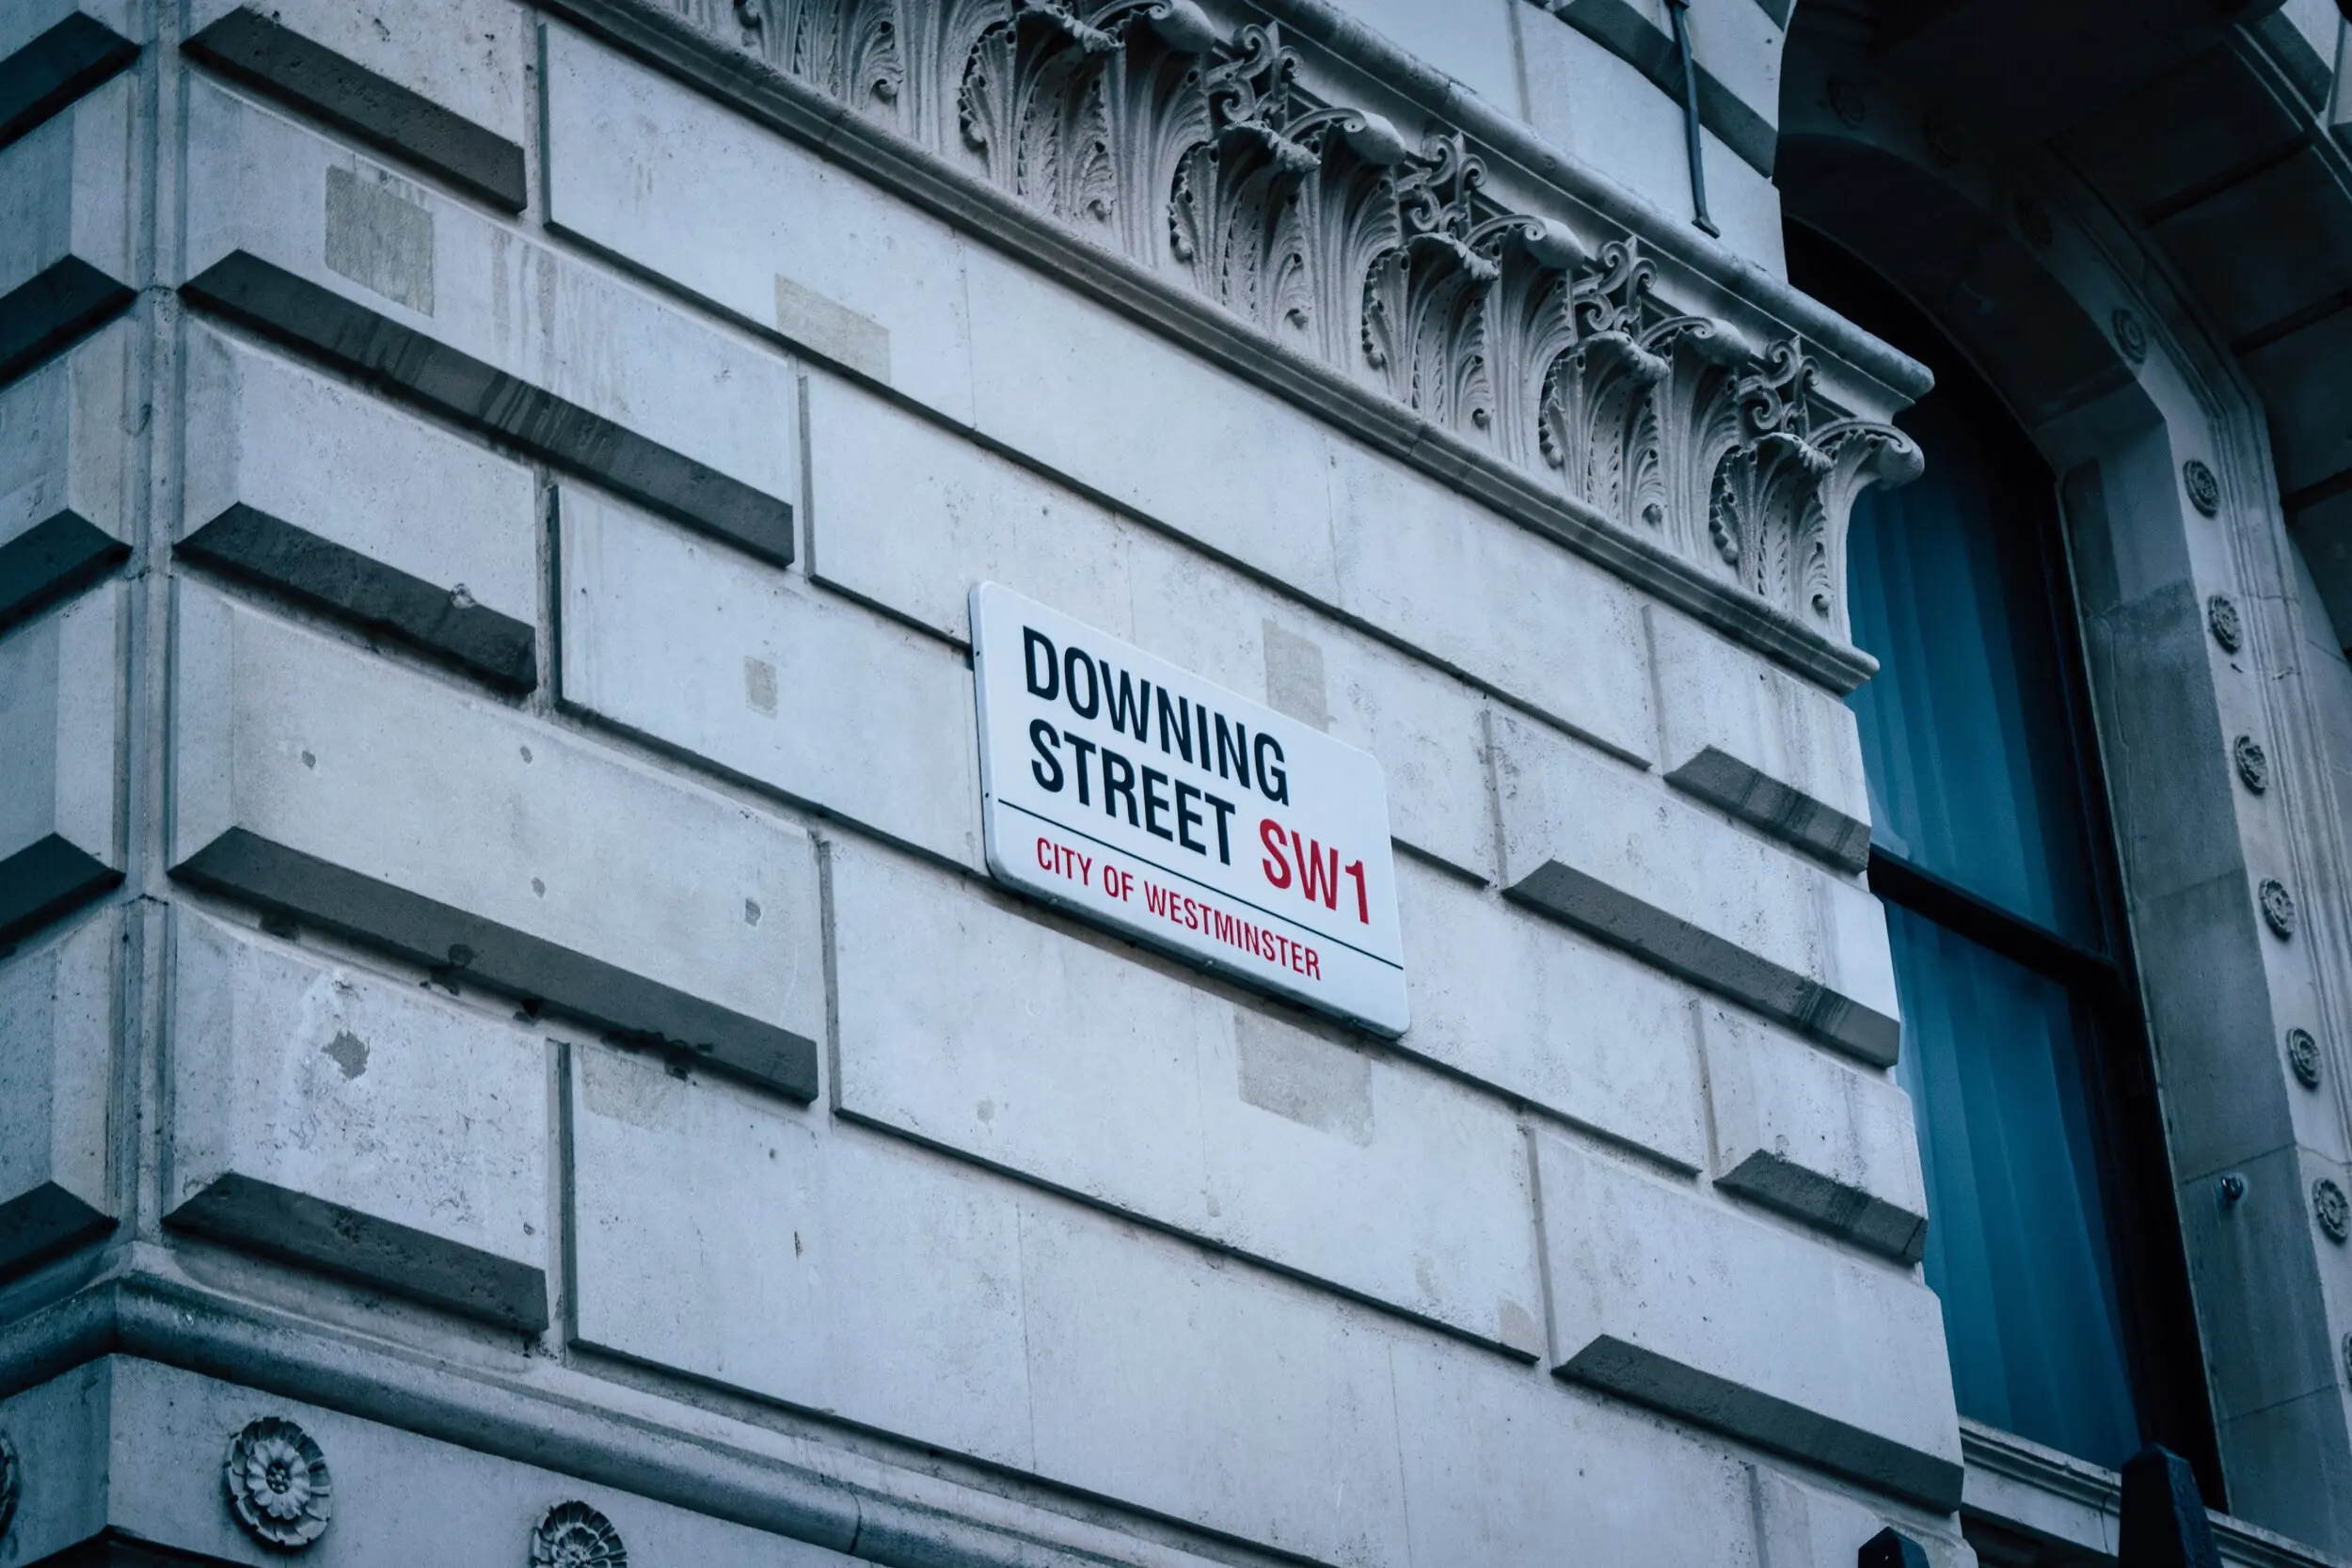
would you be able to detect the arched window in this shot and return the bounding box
[1791,230,2217,1481]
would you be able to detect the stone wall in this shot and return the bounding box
[0,1,2185,1565]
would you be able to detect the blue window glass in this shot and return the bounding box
[1797,224,2216,1496]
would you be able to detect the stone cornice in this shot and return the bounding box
[541,0,1930,691]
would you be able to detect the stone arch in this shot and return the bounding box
[1777,8,2352,1555]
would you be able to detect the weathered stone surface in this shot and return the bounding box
[1389,1331,1762,1568]
[556,484,980,867]
[0,0,137,150]
[0,907,115,1273]
[0,313,133,629]
[1491,709,1901,1064]
[5,1356,868,1568]
[169,582,823,1100]
[803,371,1127,645]
[182,323,538,689]
[185,0,528,210]
[1649,605,1873,869]
[1701,1004,1928,1261]
[167,908,549,1329]
[1397,854,1708,1171]
[568,1042,1035,1467]
[1328,437,1656,765]
[181,75,799,565]
[0,580,121,945]
[0,67,133,382]
[541,23,973,422]
[829,836,1545,1353]
[963,242,1343,604]
[1019,1200,1415,1568]
[1532,1130,1963,1508]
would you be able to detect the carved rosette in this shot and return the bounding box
[224,1417,333,1550]
[2289,1028,2322,1089]
[2316,1178,2349,1244]
[532,1501,628,1567]
[693,0,1918,638]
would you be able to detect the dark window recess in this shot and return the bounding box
[1789,226,2222,1506]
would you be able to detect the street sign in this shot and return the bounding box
[972,583,1408,1037]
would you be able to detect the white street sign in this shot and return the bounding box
[972,583,1408,1037]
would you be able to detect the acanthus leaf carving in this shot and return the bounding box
[686,0,1917,640]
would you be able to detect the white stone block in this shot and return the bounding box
[1701,1003,1928,1262]
[182,323,539,689]
[556,485,981,867]
[167,908,549,1329]
[1397,855,1708,1171]
[0,909,115,1272]
[0,314,134,628]
[1491,709,1900,1064]
[0,68,134,381]
[1326,0,1522,109]
[567,1043,1035,1468]
[1328,438,1655,763]
[541,24,975,424]
[182,76,799,566]
[1532,1130,1963,1508]
[1019,1200,1413,1568]
[963,242,1343,603]
[830,836,1545,1353]
[1125,545,1498,880]
[1649,605,1872,869]
[1753,1465,1937,1568]
[169,581,823,1100]
[1389,1332,1762,1568]
[0,580,121,943]
[0,0,138,148]
[186,0,528,209]
[804,371,1134,644]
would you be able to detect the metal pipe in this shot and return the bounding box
[1664,0,1720,237]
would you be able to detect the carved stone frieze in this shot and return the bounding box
[702,0,1918,634]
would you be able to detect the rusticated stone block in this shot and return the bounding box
[829,836,1545,1354]
[0,68,134,383]
[555,484,979,867]
[1399,855,1708,1172]
[0,581,122,946]
[181,76,797,566]
[0,314,134,630]
[0,0,138,150]
[1701,1004,1928,1261]
[185,0,527,211]
[181,323,537,689]
[167,909,549,1329]
[169,581,822,1100]
[1491,709,1901,1064]
[541,23,972,422]
[1649,605,1873,870]
[0,908,116,1274]
[1532,1130,1963,1508]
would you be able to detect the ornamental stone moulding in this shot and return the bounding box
[2234,735,2268,793]
[2184,458,2221,516]
[2289,1027,2322,1089]
[2261,878,2298,939]
[225,1417,334,1550]
[2316,1178,2349,1244]
[533,1500,628,1566]
[2208,594,2243,653]
[691,0,1923,645]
